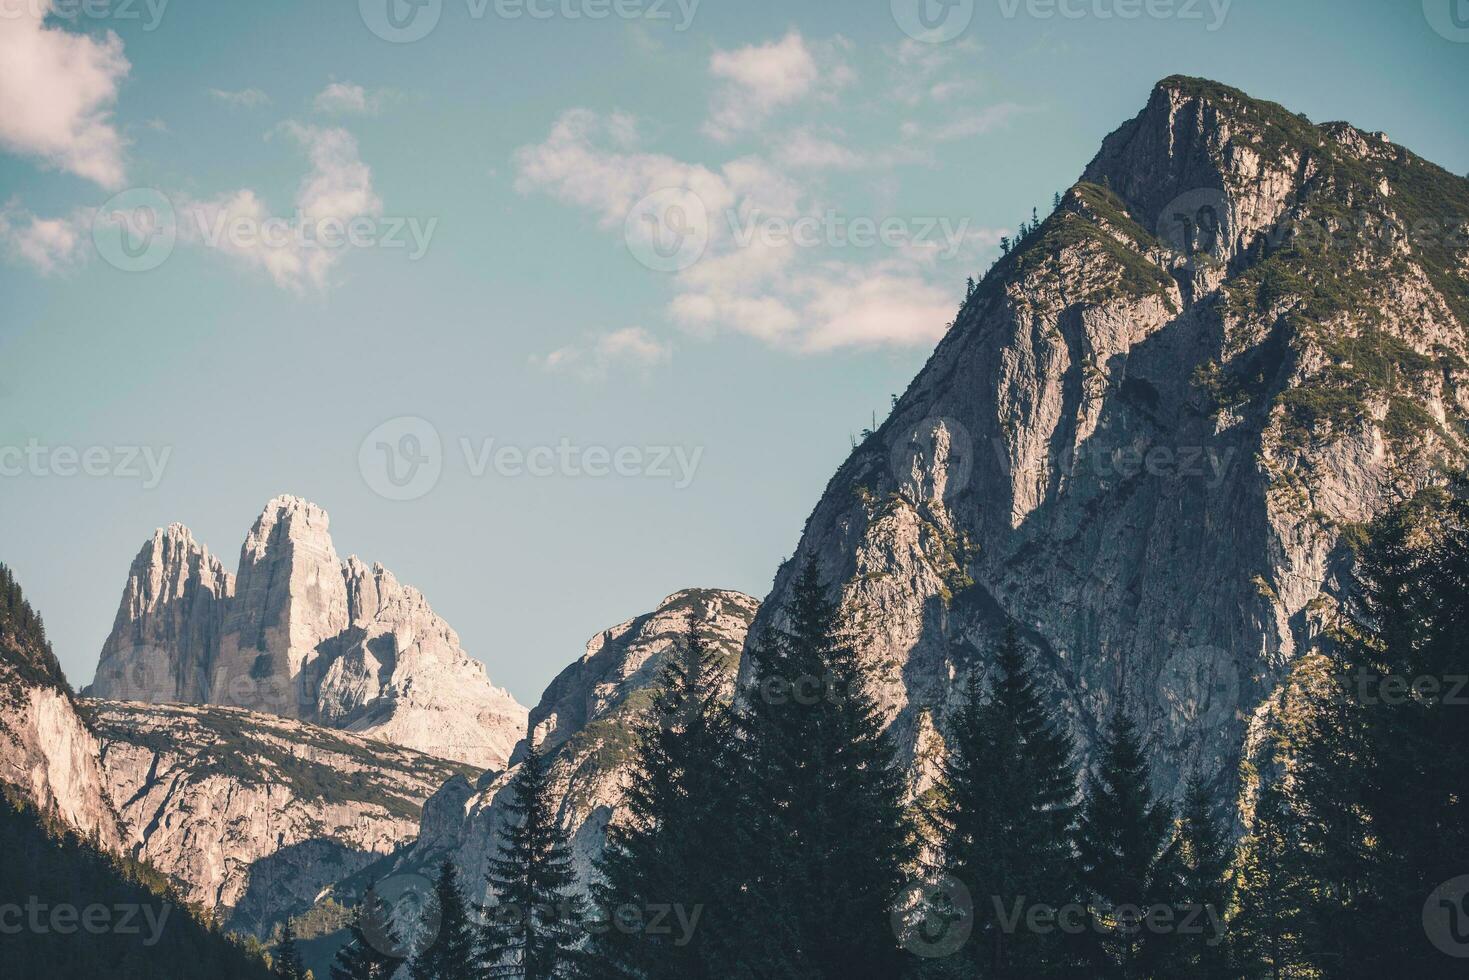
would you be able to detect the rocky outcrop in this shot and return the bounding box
[357,589,758,903]
[90,496,528,769]
[85,699,481,935]
[0,565,123,850]
[89,525,232,703]
[740,76,1469,808]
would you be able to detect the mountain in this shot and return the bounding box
[333,588,758,906]
[0,563,123,849]
[89,495,529,769]
[83,699,481,936]
[740,75,1469,807]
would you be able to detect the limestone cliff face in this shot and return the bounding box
[361,589,758,903]
[740,76,1469,806]
[89,496,528,769]
[85,699,479,935]
[89,524,233,704]
[0,566,123,850]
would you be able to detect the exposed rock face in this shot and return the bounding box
[0,568,123,850]
[90,524,232,703]
[740,76,1469,807]
[85,699,480,935]
[89,496,529,769]
[361,589,759,903]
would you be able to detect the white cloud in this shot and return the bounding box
[517,109,999,353]
[703,31,854,143]
[209,88,271,109]
[0,0,129,188]
[901,103,1027,144]
[178,123,382,292]
[538,326,673,379]
[313,82,384,116]
[0,202,91,274]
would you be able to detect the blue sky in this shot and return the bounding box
[2,0,1467,705]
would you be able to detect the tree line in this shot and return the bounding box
[319,485,1469,979]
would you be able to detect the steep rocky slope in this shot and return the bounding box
[0,564,123,849]
[89,496,529,769]
[740,76,1469,807]
[345,589,758,905]
[84,699,480,935]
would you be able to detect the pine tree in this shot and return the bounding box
[1074,705,1176,979]
[480,738,585,979]
[330,884,405,980]
[928,626,1077,977]
[581,608,746,979]
[1229,766,1311,980]
[410,860,480,980]
[273,920,307,980]
[1170,769,1232,978]
[733,555,915,979]
[1282,486,1469,976]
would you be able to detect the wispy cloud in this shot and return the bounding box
[0,202,91,274]
[178,123,382,292]
[313,82,385,116]
[209,88,271,109]
[703,31,855,143]
[537,326,673,379]
[0,0,130,188]
[516,106,1000,353]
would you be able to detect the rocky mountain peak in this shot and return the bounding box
[91,496,529,768]
[741,77,1468,807]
